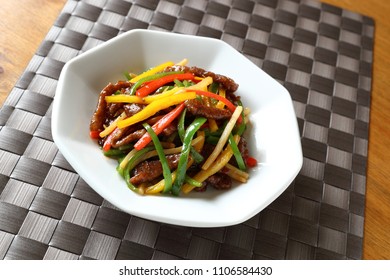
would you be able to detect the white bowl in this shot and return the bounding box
[52,29,302,227]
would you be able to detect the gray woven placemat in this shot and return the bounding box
[0,0,374,260]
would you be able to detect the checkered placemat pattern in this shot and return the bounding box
[0,0,374,259]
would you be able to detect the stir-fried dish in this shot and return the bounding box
[89,59,257,195]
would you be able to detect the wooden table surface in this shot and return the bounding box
[0,0,389,260]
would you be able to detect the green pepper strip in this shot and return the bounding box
[172,117,207,196]
[143,123,172,193]
[209,82,219,93]
[103,144,134,157]
[103,149,127,157]
[122,146,155,193]
[190,147,204,163]
[123,72,131,80]
[184,175,203,188]
[119,144,134,151]
[156,85,174,93]
[178,108,187,142]
[129,71,183,95]
[183,80,194,87]
[228,133,246,171]
[206,135,220,145]
[177,109,204,163]
[174,79,184,87]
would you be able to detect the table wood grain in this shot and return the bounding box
[0,0,389,259]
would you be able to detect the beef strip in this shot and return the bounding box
[185,99,232,120]
[205,172,232,190]
[112,128,146,148]
[238,136,249,159]
[90,80,131,132]
[161,121,177,136]
[130,154,181,185]
[108,102,123,117]
[165,65,239,93]
[124,103,146,117]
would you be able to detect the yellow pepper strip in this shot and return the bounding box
[137,183,149,195]
[119,147,138,170]
[209,119,219,132]
[176,58,188,66]
[145,76,209,100]
[145,171,178,194]
[215,88,226,109]
[117,91,197,129]
[224,163,249,183]
[129,61,174,83]
[225,163,249,179]
[143,87,182,104]
[194,130,205,152]
[105,95,146,104]
[202,106,243,170]
[143,77,213,104]
[182,135,241,194]
[186,76,213,91]
[99,112,126,138]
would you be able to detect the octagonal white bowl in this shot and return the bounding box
[52,29,302,227]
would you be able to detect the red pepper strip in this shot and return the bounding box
[136,73,195,97]
[102,128,118,152]
[189,89,243,123]
[90,130,101,139]
[245,156,258,168]
[134,103,186,150]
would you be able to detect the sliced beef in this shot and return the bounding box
[185,99,232,120]
[238,136,249,160]
[90,80,131,132]
[161,121,178,136]
[130,154,181,185]
[165,65,239,93]
[205,172,232,190]
[112,128,146,148]
[124,103,146,117]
